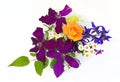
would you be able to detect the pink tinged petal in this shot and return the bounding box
[36,48,46,63]
[65,55,79,68]
[33,27,44,42]
[54,58,64,77]
[43,39,56,51]
[59,5,72,16]
[47,51,60,58]
[39,15,56,25]
[29,46,39,52]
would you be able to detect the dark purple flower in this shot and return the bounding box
[39,5,72,34]
[29,27,44,52]
[95,49,104,55]
[46,38,80,77]
[30,27,57,63]
[29,27,46,62]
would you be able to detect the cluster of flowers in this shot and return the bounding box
[9,4,111,78]
[29,5,111,77]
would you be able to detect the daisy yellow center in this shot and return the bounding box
[85,54,89,57]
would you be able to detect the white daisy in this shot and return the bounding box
[84,45,90,51]
[78,45,84,51]
[84,52,90,58]
[89,49,94,54]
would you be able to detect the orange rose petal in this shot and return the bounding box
[62,22,83,41]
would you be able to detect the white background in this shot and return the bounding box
[0,0,120,82]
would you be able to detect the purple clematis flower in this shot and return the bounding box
[30,27,56,63]
[47,38,80,77]
[29,27,46,62]
[39,5,72,34]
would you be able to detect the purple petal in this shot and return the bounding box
[55,19,63,34]
[63,40,74,54]
[105,36,112,41]
[95,49,104,55]
[92,22,96,28]
[29,46,39,52]
[36,47,46,62]
[47,51,60,58]
[39,15,56,25]
[60,17,66,24]
[33,27,44,42]
[54,57,64,77]
[43,39,56,51]
[57,38,64,53]
[59,5,72,16]
[48,8,57,18]
[31,37,38,45]
[65,55,79,68]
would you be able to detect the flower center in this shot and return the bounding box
[37,42,42,47]
[56,14,61,18]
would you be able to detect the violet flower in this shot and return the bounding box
[39,5,72,34]
[47,38,80,77]
[29,27,56,63]
[95,49,104,55]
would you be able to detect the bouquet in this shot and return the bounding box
[9,5,111,78]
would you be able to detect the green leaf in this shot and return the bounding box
[34,60,44,76]
[9,56,30,67]
[45,31,49,40]
[44,58,49,68]
[50,58,57,69]
[66,16,79,23]
[68,53,76,57]
[30,53,36,57]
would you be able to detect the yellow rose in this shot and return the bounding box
[62,22,83,41]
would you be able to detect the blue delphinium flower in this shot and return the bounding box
[91,22,112,44]
[82,22,111,45]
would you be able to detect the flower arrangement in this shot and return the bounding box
[9,5,111,78]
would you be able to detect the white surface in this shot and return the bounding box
[0,0,120,82]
